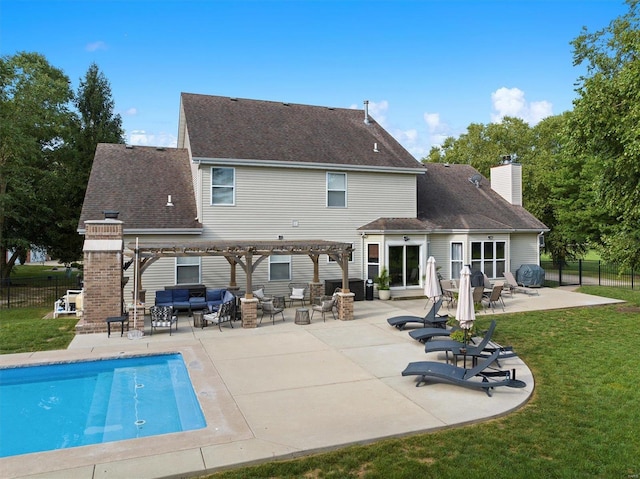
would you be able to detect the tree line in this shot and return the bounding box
[423,0,640,271]
[0,52,124,281]
[2,1,639,281]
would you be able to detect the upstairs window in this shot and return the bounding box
[211,167,235,205]
[327,172,347,208]
[176,257,201,284]
[269,255,291,281]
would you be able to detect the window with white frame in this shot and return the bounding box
[211,167,235,205]
[471,241,506,278]
[366,243,380,281]
[451,242,463,280]
[327,172,346,207]
[269,255,291,281]
[176,256,201,284]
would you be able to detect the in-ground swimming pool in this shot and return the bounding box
[0,353,206,457]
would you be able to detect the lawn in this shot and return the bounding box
[202,286,640,479]
[2,287,638,478]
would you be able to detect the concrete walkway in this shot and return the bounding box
[0,287,623,479]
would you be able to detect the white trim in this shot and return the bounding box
[83,240,123,252]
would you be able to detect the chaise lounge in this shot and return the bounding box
[387,298,448,330]
[401,349,526,396]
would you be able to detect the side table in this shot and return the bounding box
[106,315,129,337]
[295,308,310,325]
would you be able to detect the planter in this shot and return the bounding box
[378,289,391,300]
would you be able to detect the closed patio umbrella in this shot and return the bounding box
[455,265,476,343]
[424,256,441,304]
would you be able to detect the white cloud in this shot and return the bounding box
[124,107,137,116]
[85,41,107,52]
[128,130,177,148]
[491,87,553,125]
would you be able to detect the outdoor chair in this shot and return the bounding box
[288,282,308,307]
[311,296,336,322]
[401,349,526,397]
[202,298,235,331]
[440,279,457,309]
[252,285,272,308]
[149,305,178,335]
[387,298,447,330]
[473,286,485,313]
[503,271,539,296]
[482,284,505,312]
[260,299,285,325]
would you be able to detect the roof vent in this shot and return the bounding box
[363,100,370,124]
[468,174,482,188]
[166,195,174,207]
[103,210,119,219]
[156,147,165,151]
[373,142,379,153]
[125,144,133,149]
[229,97,238,101]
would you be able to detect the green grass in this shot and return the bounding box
[201,286,640,479]
[0,307,77,353]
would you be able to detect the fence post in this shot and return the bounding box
[578,259,582,286]
[558,262,563,286]
[598,261,601,287]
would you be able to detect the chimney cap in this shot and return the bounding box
[103,210,119,219]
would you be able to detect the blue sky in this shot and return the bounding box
[1,0,628,159]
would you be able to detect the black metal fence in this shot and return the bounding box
[1,276,82,309]
[540,260,638,289]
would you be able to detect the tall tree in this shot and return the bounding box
[45,63,124,264]
[0,52,74,280]
[569,0,640,270]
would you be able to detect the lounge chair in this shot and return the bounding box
[503,271,539,296]
[401,349,526,396]
[387,298,447,330]
[408,326,453,342]
[424,320,517,365]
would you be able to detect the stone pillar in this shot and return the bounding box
[309,282,324,305]
[76,219,124,334]
[241,297,259,328]
[337,291,355,320]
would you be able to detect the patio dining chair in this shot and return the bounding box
[260,300,285,325]
[482,284,505,312]
[149,305,178,335]
[288,282,308,307]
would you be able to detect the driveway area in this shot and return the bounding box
[0,287,622,479]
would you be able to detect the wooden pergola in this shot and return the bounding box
[126,240,354,298]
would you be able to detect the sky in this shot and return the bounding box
[1,0,629,159]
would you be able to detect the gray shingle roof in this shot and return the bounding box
[359,163,548,232]
[78,144,202,231]
[179,93,421,169]
[418,163,547,231]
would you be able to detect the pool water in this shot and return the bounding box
[0,353,206,457]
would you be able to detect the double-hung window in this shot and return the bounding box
[176,257,201,284]
[327,172,346,207]
[451,242,463,280]
[269,255,291,281]
[211,167,235,205]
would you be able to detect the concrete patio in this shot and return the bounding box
[0,286,623,479]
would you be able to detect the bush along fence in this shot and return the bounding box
[541,260,638,289]
[1,276,82,309]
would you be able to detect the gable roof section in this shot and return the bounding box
[78,144,202,232]
[359,163,548,232]
[179,93,422,171]
[417,163,548,231]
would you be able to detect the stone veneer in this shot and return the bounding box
[75,220,124,334]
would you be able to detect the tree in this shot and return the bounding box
[569,0,640,270]
[45,63,124,264]
[0,52,74,280]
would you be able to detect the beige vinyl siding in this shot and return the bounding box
[124,166,419,301]
[509,233,541,272]
[199,165,417,240]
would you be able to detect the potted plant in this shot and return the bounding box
[374,267,391,300]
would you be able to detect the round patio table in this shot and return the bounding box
[295,308,310,325]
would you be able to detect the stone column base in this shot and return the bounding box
[241,297,259,328]
[337,291,355,320]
